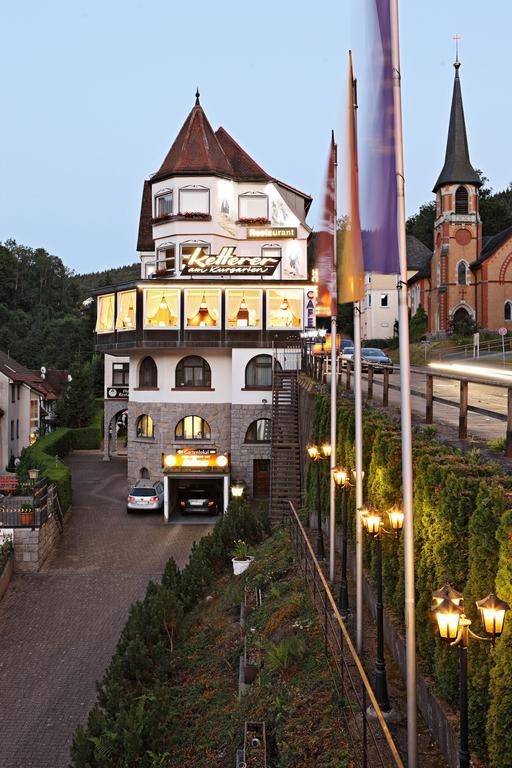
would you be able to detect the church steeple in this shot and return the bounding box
[433,61,481,192]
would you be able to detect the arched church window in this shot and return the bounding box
[457,261,468,286]
[505,302,512,322]
[455,186,469,215]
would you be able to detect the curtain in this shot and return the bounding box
[226,290,261,327]
[144,289,179,328]
[116,290,136,330]
[185,290,219,326]
[96,295,115,332]
[268,291,303,328]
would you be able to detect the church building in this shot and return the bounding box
[93,93,314,519]
[408,58,512,335]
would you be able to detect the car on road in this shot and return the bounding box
[339,338,354,351]
[178,488,218,516]
[340,347,394,373]
[127,480,164,513]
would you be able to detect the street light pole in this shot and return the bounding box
[315,458,325,560]
[458,625,470,768]
[374,532,391,712]
[338,483,349,618]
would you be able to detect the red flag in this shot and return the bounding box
[315,132,337,318]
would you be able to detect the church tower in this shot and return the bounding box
[429,58,482,334]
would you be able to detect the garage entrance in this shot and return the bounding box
[164,473,229,523]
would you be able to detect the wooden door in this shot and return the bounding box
[253,459,270,499]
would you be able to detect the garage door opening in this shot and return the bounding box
[165,474,227,524]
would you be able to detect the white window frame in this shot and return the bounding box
[178,185,210,215]
[184,288,222,331]
[95,293,115,334]
[266,288,304,331]
[143,288,181,331]
[115,289,137,332]
[156,243,176,275]
[155,189,173,218]
[226,288,263,330]
[238,192,269,221]
[260,244,282,279]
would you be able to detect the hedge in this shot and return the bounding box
[306,394,512,762]
[16,401,104,512]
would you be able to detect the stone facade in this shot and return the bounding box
[13,510,61,572]
[103,398,129,460]
[126,400,271,495]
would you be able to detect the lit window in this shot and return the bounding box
[226,289,262,328]
[155,191,173,217]
[136,414,154,438]
[180,242,210,272]
[176,356,211,388]
[156,245,176,275]
[267,289,303,329]
[185,289,220,328]
[112,363,129,386]
[380,294,389,308]
[245,419,272,443]
[179,186,209,214]
[238,193,268,221]
[245,355,282,389]
[115,290,136,331]
[505,302,512,321]
[144,289,180,329]
[138,357,158,388]
[175,416,211,440]
[95,294,115,333]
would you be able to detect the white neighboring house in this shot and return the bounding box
[0,351,67,471]
[360,235,432,340]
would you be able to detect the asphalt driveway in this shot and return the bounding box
[0,453,212,768]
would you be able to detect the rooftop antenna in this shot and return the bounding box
[453,33,461,69]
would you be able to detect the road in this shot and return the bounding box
[0,453,212,768]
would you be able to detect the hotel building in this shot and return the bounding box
[94,93,314,519]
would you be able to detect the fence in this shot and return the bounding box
[287,500,404,768]
[0,478,52,528]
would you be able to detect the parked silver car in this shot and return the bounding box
[340,347,393,373]
[127,480,164,513]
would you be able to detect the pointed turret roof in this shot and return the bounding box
[433,62,481,192]
[152,93,234,181]
[215,127,270,182]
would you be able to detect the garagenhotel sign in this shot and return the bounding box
[181,246,280,276]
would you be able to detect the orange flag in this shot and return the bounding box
[338,51,365,305]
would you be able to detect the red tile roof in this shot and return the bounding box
[215,127,270,182]
[136,180,154,252]
[0,350,66,399]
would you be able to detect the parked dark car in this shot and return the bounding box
[178,489,218,515]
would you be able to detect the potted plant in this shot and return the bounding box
[231,540,254,575]
[20,503,33,526]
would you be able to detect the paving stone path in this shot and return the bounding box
[0,453,212,768]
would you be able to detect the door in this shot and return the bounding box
[253,459,270,499]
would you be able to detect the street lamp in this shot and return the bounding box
[432,584,509,768]
[307,442,331,560]
[361,503,404,713]
[333,466,352,619]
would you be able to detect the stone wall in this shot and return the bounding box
[231,403,271,493]
[13,510,61,573]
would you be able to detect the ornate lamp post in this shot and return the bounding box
[432,584,509,768]
[333,466,352,619]
[361,504,404,713]
[307,442,331,560]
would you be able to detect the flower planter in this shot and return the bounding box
[20,509,33,526]
[232,556,254,575]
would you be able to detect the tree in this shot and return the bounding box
[56,356,96,428]
[409,305,428,342]
[406,201,436,250]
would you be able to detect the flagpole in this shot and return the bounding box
[329,140,338,585]
[390,0,417,764]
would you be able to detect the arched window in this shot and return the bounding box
[139,467,150,479]
[136,415,154,438]
[245,419,272,443]
[175,356,211,388]
[245,355,282,389]
[175,416,211,440]
[455,186,469,214]
[139,357,158,388]
[505,302,512,321]
[457,261,468,286]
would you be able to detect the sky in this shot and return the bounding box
[1,0,510,274]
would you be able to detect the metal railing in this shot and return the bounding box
[287,501,404,768]
[0,479,52,528]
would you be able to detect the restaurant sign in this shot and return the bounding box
[181,246,280,276]
[246,227,297,239]
[162,448,230,470]
[107,386,129,399]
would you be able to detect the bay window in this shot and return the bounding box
[156,244,176,275]
[115,290,136,331]
[144,289,180,329]
[95,294,115,333]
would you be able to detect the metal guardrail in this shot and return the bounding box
[287,501,405,768]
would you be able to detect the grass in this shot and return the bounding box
[154,529,352,767]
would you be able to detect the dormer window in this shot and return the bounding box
[238,192,269,222]
[155,191,173,218]
[179,186,210,215]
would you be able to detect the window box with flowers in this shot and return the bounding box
[152,213,172,224]
[236,217,271,226]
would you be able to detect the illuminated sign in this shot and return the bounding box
[181,246,280,276]
[162,449,229,470]
[247,227,297,239]
[107,387,128,399]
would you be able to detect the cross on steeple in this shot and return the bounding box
[453,33,461,68]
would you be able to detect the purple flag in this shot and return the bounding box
[359,0,399,274]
